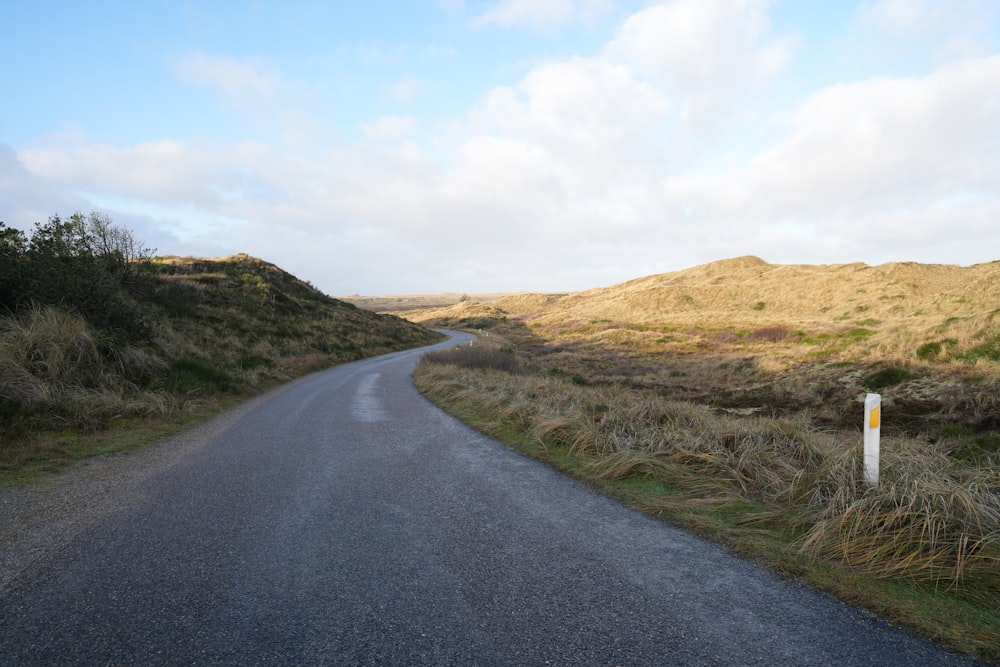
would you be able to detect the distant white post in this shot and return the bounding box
[864,393,881,487]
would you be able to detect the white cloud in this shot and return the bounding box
[0,143,88,232]
[363,116,418,142]
[14,138,300,237]
[172,50,280,104]
[20,139,218,204]
[5,1,997,293]
[464,57,670,190]
[604,0,795,130]
[386,77,425,103]
[858,0,998,58]
[660,54,1000,262]
[474,0,611,30]
[711,56,996,210]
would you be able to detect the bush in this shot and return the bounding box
[421,345,520,374]
[916,341,942,360]
[749,325,791,342]
[864,366,916,390]
[1,214,158,340]
[164,359,232,394]
[0,306,172,431]
[962,334,1000,362]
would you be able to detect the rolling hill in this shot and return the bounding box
[1,248,443,469]
[152,254,443,367]
[405,255,1000,337]
[402,256,1000,436]
[403,256,1000,362]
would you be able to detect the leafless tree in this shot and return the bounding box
[71,212,156,284]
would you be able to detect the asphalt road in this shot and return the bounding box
[0,332,984,666]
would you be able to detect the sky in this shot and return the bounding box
[2,1,999,295]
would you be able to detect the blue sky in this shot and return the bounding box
[2,1,999,295]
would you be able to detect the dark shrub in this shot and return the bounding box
[422,345,520,374]
[962,335,1000,362]
[749,325,791,343]
[916,341,942,360]
[864,366,916,390]
[165,359,232,394]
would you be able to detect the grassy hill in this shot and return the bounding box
[407,254,999,343]
[531,255,997,329]
[153,254,442,371]
[338,292,513,312]
[406,256,1000,436]
[0,230,442,480]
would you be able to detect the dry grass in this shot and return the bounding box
[337,292,514,312]
[1,255,443,479]
[416,357,999,586]
[409,258,1000,661]
[404,256,1000,359]
[422,344,521,374]
[415,358,1000,659]
[0,306,175,437]
[405,257,1000,438]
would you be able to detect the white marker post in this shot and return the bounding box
[864,393,881,487]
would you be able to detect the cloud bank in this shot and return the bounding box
[2,0,998,294]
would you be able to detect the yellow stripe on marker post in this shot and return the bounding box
[864,393,881,487]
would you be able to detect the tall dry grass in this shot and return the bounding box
[793,434,1000,585]
[421,344,521,374]
[0,306,175,435]
[415,358,1000,589]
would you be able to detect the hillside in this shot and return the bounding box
[405,256,1000,359]
[1,217,442,476]
[404,256,1000,437]
[338,292,513,312]
[409,255,997,327]
[153,254,442,367]
[554,256,998,328]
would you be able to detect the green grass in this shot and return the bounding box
[164,358,233,394]
[864,366,917,390]
[962,334,1000,362]
[917,341,943,360]
[0,396,245,486]
[943,428,1000,463]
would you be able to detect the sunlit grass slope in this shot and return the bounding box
[406,256,1000,438]
[408,257,1000,662]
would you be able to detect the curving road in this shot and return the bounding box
[0,332,983,665]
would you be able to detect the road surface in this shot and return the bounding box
[0,332,983,665]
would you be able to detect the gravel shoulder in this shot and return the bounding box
[0,388,289,590]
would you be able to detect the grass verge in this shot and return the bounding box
[414,351,1000,664]
[0,394,249,487]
